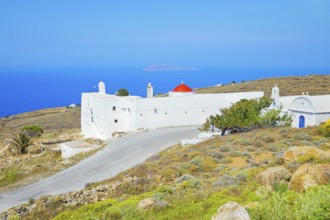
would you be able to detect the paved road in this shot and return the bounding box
[0,126,199,212]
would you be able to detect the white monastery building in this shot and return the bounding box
[81,81,263,139]
[81,82,330,140]
[270,85,330,129]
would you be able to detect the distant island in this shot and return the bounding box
[142,65,199,72]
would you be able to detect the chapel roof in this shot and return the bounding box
[172,83,193,92]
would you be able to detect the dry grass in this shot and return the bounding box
[196,74,330,97]
[0,107,80,139]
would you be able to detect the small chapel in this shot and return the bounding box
[270,85,330,128]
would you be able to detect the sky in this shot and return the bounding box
[0,0,330,68]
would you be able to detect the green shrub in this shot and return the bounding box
[22,125,44,138]
[293,132,312,141]
[267,144,281,152]
[253,140,264,148]
[208,152,225,160]
[0,168,19,186]
[318,119,330,137]
[219,145,232,152]
[261,135,275,143]
[7,216,20,220]
[297,154,317,163]
[250,185,330,220]
[189,156,204,168]
[227,150,241,157]
[179,178,202,189]
[101,207,123,220]
[156,186,173,195]
[219,157,233,164]
[300,140,313,146]
[233,138,251,146]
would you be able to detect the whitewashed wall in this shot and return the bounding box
[81,91,264,139]
[135,92,264,130]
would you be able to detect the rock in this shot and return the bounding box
[123,176,135,183]
[96,185,107,192]
[256,166,291,190]
[137,198,156,210]
[289,163,330,192]
[283,146,330,163]
[212,201,250,220]
[110,181,121,190]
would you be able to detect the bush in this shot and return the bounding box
[179,178,202,189]
[293,132,312,141]
[101,207,123,220]
[0,168,19,186]
[213,173,247,187]
[261,135,275,143]
[208,152,225,160]
[253,140,264,148]
[241,151,252,159]
[219,145,232,152]
[227,150,241,157]
[22,125,44,138]
[250,185,330,220]
[319,119,330,137]
[267,144,281,152]
[176,174,194,183]
[219,157,233,164]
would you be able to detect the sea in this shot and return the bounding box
[0,66,329,118]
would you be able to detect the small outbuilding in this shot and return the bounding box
[271,85,330,128]
[61,140,95,158]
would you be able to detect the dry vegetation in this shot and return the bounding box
[0,106,107,192]
[16,125,329,220]
[196,74,330,97]
[0,107,80,140]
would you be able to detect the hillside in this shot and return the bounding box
[196,74,330,97]
[0,107,80,140]
[0,74,329,219]
[2,126,329,220]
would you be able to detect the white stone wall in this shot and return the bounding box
[61,144,94,158]
[135,92,264,130]
[81,91,264,139]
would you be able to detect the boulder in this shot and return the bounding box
[137,198,156,210]
[212,201,250,220]
[289,163,330,192]
[283,146,330,164]
[256,166,291,190]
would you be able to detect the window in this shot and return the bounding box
[114,119,118,123]
[113,106,116,111]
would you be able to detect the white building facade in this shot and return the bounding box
[271,85,330,128]
[81,82,264,139]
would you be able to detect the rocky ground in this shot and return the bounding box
[1,126,329,220]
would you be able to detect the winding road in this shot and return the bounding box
[0,126,199,212]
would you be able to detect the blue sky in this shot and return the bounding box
[0,0,329,68]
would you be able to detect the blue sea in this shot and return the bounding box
[0,66,329,117]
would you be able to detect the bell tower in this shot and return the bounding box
[147,82,153,98]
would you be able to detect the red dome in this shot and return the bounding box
[172,83,193,92]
